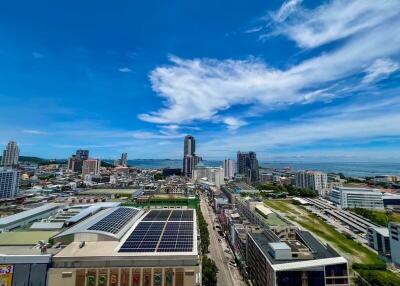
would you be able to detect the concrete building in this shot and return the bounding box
[82,159,101,176]
[76,149,89,160]
[121,152,128,167]
[67,149,89,172]
[367,226,390,256]
[389,222,400,266]
[0,203,62,231]
[237,151,259,183]
[295,171,328,196]
[247,229,349,286]
[192,163,225,188]
[182,135,201,178]
[223,159,236,179]
[328,187,384,209]
[0,168,20,199]
[48,209,200,286]
[1,141,19,167]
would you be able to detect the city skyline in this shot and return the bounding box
[1,0,400,161]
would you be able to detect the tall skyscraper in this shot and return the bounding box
[223,159,236,179]
[237,151,259,183]
[182,135,201,177]
[68,149,89,172]
[76,149,89,161]
[82,159,101,176]
[184,135,196,156]
[0,168,20,198]
[1,141,19,167]
[121,153,128,167]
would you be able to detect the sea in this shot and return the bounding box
[124,159,400,178]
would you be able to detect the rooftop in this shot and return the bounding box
[0,231,58,245]
[0,203,62,226]
[249,229,340,265]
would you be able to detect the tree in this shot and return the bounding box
[202,256,218,286]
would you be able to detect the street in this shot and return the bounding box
[199,194,245,286]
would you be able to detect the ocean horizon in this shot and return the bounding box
[119,159,400,178]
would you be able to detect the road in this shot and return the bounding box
[199,194,245,286]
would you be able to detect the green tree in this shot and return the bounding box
[202,256,218,286]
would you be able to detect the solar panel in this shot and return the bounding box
[142,210,172,221]
[119,221,165,252]
[157,221,193,252]
[119,209,195,253]
[88,207,139,234]
[169,210,193,221]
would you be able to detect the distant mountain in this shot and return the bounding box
[0,156,67,165]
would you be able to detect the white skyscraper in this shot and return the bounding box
[0,168,20,198]
[223,159,236,179]
[1,141,19,167]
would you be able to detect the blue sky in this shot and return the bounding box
[1,0,400,161]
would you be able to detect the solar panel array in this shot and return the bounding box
[119,209,194,253]
[88,207,140,234]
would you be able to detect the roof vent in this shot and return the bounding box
[79,241,85,248]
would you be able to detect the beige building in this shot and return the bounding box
[48,208,201,286]
[82,159,101,176]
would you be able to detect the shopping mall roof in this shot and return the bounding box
[54,207,143,240]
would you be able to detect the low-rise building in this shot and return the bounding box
[367,226,391,256]
[48,209,200,286]
[0,203,63,231]
[389,222,400,266]
[247,229,349,286]
[328,187,384,209]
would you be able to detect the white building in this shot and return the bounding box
[295,170,328,196]
[0,168,20,199]
[389,222,400,266]
[82,159,101,176]
[328,187,384,209]
[192,163,225,188]
[223,159,236,179]
[1,141,19,167]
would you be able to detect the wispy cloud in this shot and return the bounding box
[118,67,132,73]
[362,58,399,84]
[265,0,400,48]
[22,129,47,135]
[271,0,303,23]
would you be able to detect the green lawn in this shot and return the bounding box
[265,199,400,285]
[265,199,381,264]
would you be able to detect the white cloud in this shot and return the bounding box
[272,0,303,23]
[362,58,399,84]
[118,67,132,73]
[220,117,247,130]
[267,0,400,48]
[139,15,400,126]
[244,26,263,34]
[22,129,46,135]
[202,96,400,154]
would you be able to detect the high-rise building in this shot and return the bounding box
[223,159,236,179]
[295,170,328,196]
[82,159,101,176]
[237,151,259,183]
[121,153,128,167]
[0,168,20,199]
[1,141,19,167]
[184,135,196,156]
[389,222,400,266]
[183,135,201,177]
[67,150,90,172]
[192,163,225,187]
[75,149,89,161]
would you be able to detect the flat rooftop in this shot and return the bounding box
[249,229,340,265]
[0,231,59,245]
[53,209,198,264]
